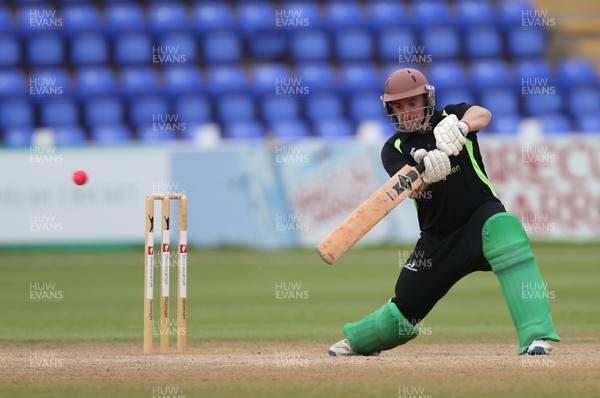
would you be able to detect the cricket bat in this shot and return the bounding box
[317,162,426,265]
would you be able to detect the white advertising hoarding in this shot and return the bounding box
[0,146,170,245]
[480,136,600,240]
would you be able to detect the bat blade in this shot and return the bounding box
[316,162,425,265]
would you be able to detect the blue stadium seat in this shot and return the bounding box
[497,1,536,30]
[138,124,179,144]
[314,118,354,138]
[269,119,311,141]
[0,69,29,98]
[203,31,242,63]
[163,66,203,98]
[0,34,20,67]
[437,88,475,108]
[17,7,63,37]
[91,124,134,144]
[305,93,343,123]
[324,1,365,29]
[52,125,87,145]
[507,28,545,58]
[173,95,211,124]
[368,1,408,31]
[157,32,198,65]
[224,120,264,140]
[104,4,145,35]
[577,115,600,133]
[334,28,373,62]
[62,4,102,36]
[251,64,292,97]
[0,98,33,128]
[129,96,169,127]
[119,67,161,98]
[479,88,519,115]
[237,3,275,35]
[427,61,467,90]
[191,3,234,34]
[539,114,573,134]
[29,68,74,99]
[421,26,460,59]
[40,98,79,126]
[70,33,109,66]
[350,92,385,124]
[148,3,189,35]
[465,26,502,59]
[514,59,552,88]
[76,67,118,98]
[486,113,521,135]
[455,0,494,29]
[523,91,563,116]
[278,2,323,29]
[84,96,124,126]
[261,96,300,124]
[412,1,452,29]
[469,59,512,92]
[339,64,380,94]
[247,31,287,60]
[0,6,14,33]
[27,33,64,66]
[3,126,34,147]
[114,32,152,65]
[206,65,248,96]
[296,63,337,92]
[566,87,600,115]
[290,30,329,62]
[556,59,598,88]
[216,94,255,124]
[378,28,416,62]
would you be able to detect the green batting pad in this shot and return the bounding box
[342,302,418,355]
[482,213,560,354]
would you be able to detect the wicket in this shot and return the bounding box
[144,194,188,354]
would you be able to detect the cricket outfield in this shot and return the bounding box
[1,243,599,397]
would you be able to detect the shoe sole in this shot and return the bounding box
[527,346,548,355]
[327,350,380,357]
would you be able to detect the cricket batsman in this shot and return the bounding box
[328,68,560,356]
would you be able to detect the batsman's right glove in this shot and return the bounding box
[413,149,451,184]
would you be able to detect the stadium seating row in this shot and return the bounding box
[1,59,596,98]
[4,111,600,147]
[1,1,542,36]
[2,86,599,130]
[0,25,548,67]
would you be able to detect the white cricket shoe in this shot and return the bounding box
[327,338,380,356]
[527,339,553,355]
[328,339,355,356]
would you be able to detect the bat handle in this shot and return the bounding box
[415,161,425,174]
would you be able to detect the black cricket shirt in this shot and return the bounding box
[381,103,501,237]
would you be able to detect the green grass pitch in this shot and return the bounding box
[1,242,599,398]
[2,242,598,343]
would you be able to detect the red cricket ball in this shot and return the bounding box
[72,169,88,186]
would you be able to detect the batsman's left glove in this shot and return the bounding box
[433,114,469,157]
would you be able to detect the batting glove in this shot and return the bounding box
[433,114,469,157]
[413,149,451,184]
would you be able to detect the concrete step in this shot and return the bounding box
[560,17,600,35]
